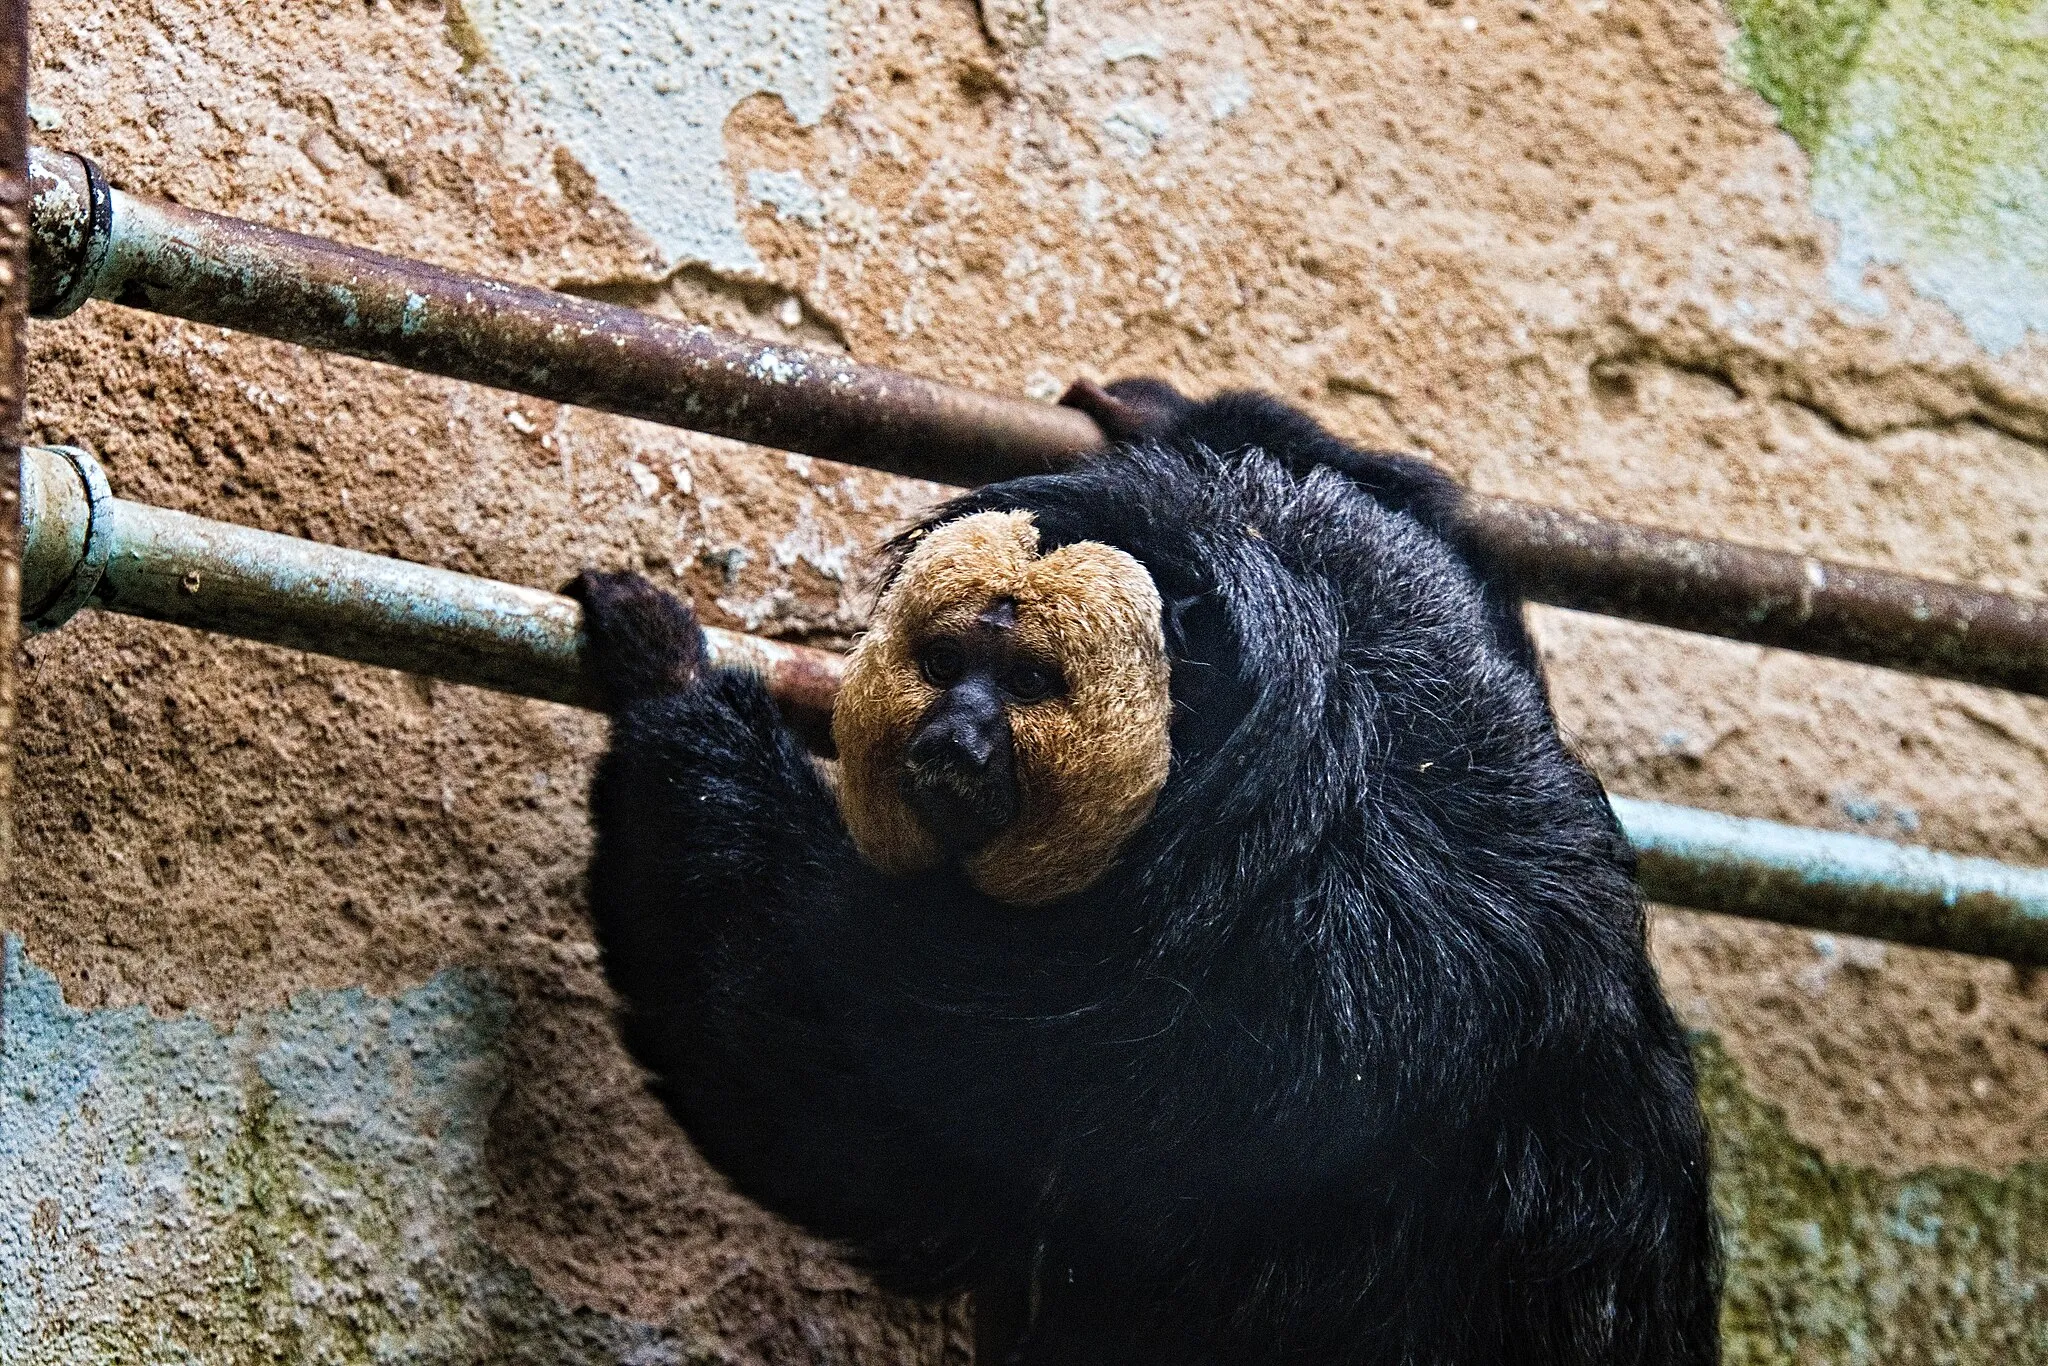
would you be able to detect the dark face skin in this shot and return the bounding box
[901,598,1064,857]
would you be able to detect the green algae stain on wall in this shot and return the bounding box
[1699,1035,2048,1364]
[1726,0,1886,150]
[0,939,712,1365]
[7,934,2045,1362]
[1727,0,2048,354]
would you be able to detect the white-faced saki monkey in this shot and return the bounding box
[567,379,1720,1366]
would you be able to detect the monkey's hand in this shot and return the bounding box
[564,570,709,712]
[1059,376,1194,445]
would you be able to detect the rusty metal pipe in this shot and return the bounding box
[1476,503,2048,697]
[20,446,2048,965]
[0,0,26,876]
[26,149,1091,486]
[25,146,2048,697]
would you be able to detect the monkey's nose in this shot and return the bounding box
[907,682,1008,775]
[909,716,999,772]
[902,687,1019,854]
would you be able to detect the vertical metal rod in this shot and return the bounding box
[0,0,29,880]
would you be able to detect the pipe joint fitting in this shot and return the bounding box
[21,444,114,632]
[28,147,113,318]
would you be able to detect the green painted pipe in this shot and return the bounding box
[1615,797,2047,965]
[21,446,2048,964]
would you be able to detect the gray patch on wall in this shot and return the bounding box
[454,0,834,272]
[0,938,707,1364]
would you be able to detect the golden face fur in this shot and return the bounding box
[833,510,1174,905]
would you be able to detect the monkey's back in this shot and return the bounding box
[907,432,1720,1365]
[579,400,1719,1366]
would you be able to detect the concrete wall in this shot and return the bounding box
[4,0,2046,1360]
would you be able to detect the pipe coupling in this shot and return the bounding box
[20,444,114,632]
[28,147,114,318]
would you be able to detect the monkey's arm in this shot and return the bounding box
[570,573,992,1283]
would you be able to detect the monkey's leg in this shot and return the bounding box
[1062,377,1480,560]
[564,570,709,707]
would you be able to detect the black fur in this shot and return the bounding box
[567,570,709,709]
[580,389,1720,1365]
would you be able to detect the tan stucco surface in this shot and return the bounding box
[6,0,2046,1357]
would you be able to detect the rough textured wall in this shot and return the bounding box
[0,0,23,882]
[3,0,2045,1359]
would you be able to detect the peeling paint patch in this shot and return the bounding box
[1730,0,2048,354]
[748,167,828,230]
[1101,100,1172,159]
[1204,71,1254,123]
[1098,35,1167,64]
[975,0,1049,51]
[0,939,705,1364]
[1701,1033,2048,1363]
[748,347,806,383]
[455,0,834,271]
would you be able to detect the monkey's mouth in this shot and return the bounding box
[900,760,1018,857]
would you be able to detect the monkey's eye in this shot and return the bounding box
[1004,659,1062,703]
[918,639,968,688]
